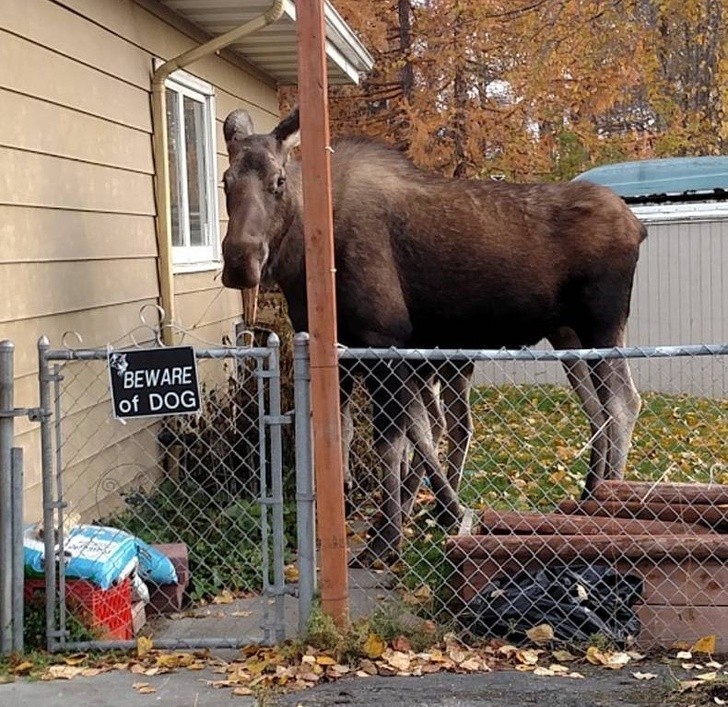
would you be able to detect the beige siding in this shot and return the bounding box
[1,0,281,519]
[0,90,153,174]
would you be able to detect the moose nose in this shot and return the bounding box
[221,252,262,290]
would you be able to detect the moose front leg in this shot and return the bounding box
[401,365,462,531]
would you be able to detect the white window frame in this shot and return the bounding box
[160,65,220,272]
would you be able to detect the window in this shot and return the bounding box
[164,70,219,269]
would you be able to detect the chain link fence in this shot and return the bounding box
[339,344,728,651]
[32,333,312,652]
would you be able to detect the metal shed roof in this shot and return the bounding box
[158,0,373,84]
[573,156,728,203]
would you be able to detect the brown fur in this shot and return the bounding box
[221,107,647,559]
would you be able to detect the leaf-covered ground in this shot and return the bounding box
[462,385,728,511]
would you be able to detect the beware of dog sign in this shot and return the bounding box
[108,347,201,419]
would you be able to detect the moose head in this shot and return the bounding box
[220,108,301,290]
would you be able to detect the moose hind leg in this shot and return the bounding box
[404,368,462,530]
[550,328,608,496]
[587,352,641,482]
[596,355,641,479]
[440,361,474,494]
[401,374,444,519]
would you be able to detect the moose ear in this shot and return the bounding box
[272,107,300,158]
[223,109,254,160]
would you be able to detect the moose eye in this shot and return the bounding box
[270,174,286,195]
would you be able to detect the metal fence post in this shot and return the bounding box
[293,333,316,634]
[266,333,286,644]
[0,340,15,654]
[37,336,58,651]
[11,447,24,653]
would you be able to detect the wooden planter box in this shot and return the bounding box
[448,493,728,651]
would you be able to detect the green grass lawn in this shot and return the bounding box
[461,384,728,511]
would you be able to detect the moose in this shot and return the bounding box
[220,106,647,562]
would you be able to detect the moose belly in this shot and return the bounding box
[407,295,560,350]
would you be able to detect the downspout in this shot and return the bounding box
[152,0,285,345]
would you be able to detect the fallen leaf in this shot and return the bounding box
[516,649,541,665]
[63,653,88,666]
[714,697,726,706]
[676,650,693,660]
[586,646,607,665]
[13,661,34,675]
[383,650,411,673]
[548,664,570,674]
[605,653,631,670]
[459,658,484,672]
[284,565,299,582]
[706,660,723,669]
[526,624,554,646]
[136,636,153,659]
[232,687,253,696]
[627,651,646,662]
[402,585,432,606]
[567,672,585,679]
[46,665,83,680]
[497,645,519,658]
[132,682,151,689]
[363,634,386,659]
[679,679,703,692]
[137,686,157,694]
[359,659,378,676]
[315,655,336,666]
[551,650,577,663]
[392,635,412,653]
[633,672,658,680]
[231,611,252,618]
[697,671,718,681]
[533,666,555,676]
[80,668,103,678]
[692,635,717,654]
[586,647,630,670]
[212,589,235,605]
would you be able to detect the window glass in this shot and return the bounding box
[164,73,218,267]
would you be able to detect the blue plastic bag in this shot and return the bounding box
[135,539,178,585]
[24,524,138,590]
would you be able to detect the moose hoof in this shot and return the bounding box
[350,536,401,569]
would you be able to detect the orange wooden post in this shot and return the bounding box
[295,1,349,626]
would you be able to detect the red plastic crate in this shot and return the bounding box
[25,577,133,640]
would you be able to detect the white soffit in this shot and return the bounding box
[159,0,374,84]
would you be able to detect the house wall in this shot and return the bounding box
[0,0,280,521]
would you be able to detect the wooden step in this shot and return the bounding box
[593,480,728,506]
[558,499,728,532]
[477,509,712,537]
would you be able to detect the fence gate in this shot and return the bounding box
[34,333,311,652]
